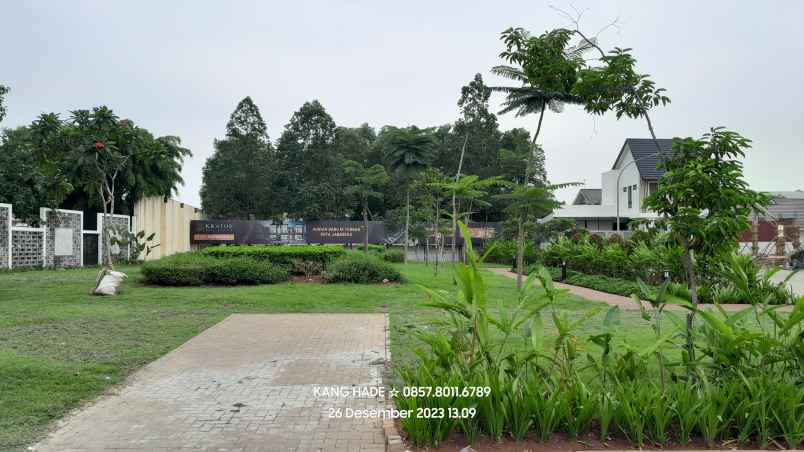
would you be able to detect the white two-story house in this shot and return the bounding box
[548,138,673,235]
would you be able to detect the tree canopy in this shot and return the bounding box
[0,106,190,224]
[201,97,273,219]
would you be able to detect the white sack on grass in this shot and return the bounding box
[92,271,128,296]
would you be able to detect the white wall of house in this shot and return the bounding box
[614,148,643,218]
[601,170,618,206]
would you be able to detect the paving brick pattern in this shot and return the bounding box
[35,314,388,452]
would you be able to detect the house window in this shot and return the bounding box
[627,186,633,209]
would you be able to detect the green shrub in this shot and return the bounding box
[325,253,403,284]
[142,253,207,285]
[202,244,345,267]
[142,253,288,286]
[483,239,538,266]
[382,249,405,263]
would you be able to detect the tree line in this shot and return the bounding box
[200,73,542,231]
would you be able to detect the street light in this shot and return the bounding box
[615,151,665,233]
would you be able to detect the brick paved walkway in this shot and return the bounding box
[490,268,793,312]
[35,314,388,452]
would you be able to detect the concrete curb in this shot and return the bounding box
[383,313,408,452]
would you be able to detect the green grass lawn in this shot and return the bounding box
[0,262,662,451]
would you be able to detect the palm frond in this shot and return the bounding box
[490,65,528,83]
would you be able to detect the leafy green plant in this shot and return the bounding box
[110,227,160,262]
[713,253,797,305]
[672,383,700,443]
[324,253,403,283]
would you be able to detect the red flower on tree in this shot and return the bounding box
[95,141,105,150]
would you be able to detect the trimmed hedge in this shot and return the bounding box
[202,244,345,267]
[325,253,403,284]
[142,253,288,286]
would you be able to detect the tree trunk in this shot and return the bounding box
[404,190,410,264]
[681,237,698,362]
[532,103,546,147]
[363,204,369,254]
[451,134,469,262]
[516,218,525,289]
[100,187,113,270]
[434,201,441,276]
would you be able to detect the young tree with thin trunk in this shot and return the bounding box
[491,27,584,286]
[384,127,434,263]
[643,129,769,360]
[29,107,188,293]
[342,160,390,254]
[438,175,500,262]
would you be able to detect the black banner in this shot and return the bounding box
[305,221,386,244]
[190,220,272,244]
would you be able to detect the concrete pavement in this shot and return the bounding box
[34,314,388,452]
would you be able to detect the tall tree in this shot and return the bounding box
[333,124,376,164]
[453,74,502,179]
[643,129,769,360]
[384,126,434,263]
[492,27,585,286]
[274,100,340,219]
[201,97,273,219]
[342,160,390,253]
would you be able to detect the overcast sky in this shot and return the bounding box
[3,1,803,207]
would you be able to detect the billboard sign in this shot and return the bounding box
[305,221,386,244]
[190,220,272,244]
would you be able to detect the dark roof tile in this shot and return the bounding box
[613,138,674,180]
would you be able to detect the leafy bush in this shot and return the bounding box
[325,253,403,283]
[542,236,682,284]
[202,244,345,267]
[142,253,288,286]
[712,253,797,305]
[483,239,539,266]
[382,249,405,263]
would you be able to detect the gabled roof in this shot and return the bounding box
[573,188,602,205]
[612,138,674,181]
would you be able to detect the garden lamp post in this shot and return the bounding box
[615,151,665,234]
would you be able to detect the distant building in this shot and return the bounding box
[546,137,803,256]
[548,138,673,236]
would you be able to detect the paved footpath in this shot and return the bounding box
[35,314,388,452]
[490,268,793,312]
